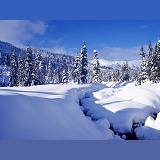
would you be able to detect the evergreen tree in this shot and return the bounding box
[139,46,148,83]
[53,66,62,84]
[68,66,73,83]
[1,64,8,86]
[157,39,160,81]
[9,50,18,86]
[24,46,35,86]
[62,64,68,84]
[73,53,80,83]
[120,61,129,82]
[80,41,88,83]
[114,64,121,82]
[147,41,153,80]
[17,53,25,86]
[35,52,46,85]
[150,44,159,83]
[93,50,100,83]
[46,61,53,83]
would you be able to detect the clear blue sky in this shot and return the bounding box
[0,20,160,60]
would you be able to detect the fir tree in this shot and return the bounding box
[147,41,153,80]
[46,61,53,84]
[93,50,100,83]
[36,52,46,85]
[73,53,80,83]
[80,41,88,83]
[24,46,35,86]
[150,44,159,83]
[9,50,18,87]
[17,53,25,86]
[157,39,160,81]
[1,64,8,86]
[62,64,68,84]
[140,46,148,83]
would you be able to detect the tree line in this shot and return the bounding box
[0,40,160,87]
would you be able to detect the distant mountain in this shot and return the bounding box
[0,40,141,69]
[89,58,141,69]
[0,40,74,66]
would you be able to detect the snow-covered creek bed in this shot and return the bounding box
[0,82,160,140]
[79,82,160,140]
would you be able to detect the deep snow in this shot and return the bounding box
[0,83,116,140]
[0,81,160,140]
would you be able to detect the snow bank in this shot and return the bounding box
[82,82,160,134]
[135,112,160,140]
[0,83,115,140]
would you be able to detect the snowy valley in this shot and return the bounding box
[0,81,160,140]
[0,40,160,140]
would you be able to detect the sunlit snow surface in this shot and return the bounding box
[0,82,160,140]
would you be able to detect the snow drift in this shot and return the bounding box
[0,83,115,140]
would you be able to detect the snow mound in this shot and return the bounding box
[82,82,160,134]
[0,83,115,140]
[135,112,160,140]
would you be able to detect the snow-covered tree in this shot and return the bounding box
[35,52,46,85]
[73,53,80,83]
[157,39,160,81]
[17,53,25,86]
[24,46,35,86]
[46,61,53,84]
[53,66,62,84]
[114,64,121,82]
[147,41,153,80]
[62,64,68,84]
[68,66,73,83]
[80,41,88,83]
[120,61,129,82]
[139,46,148,83]
[150,44,159,83]
[9,50,18,87]
[92,50,100,83]
[1,64,8,86]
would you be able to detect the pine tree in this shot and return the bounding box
[17,53,25,86]
[157,39,160,81]
[73,53,80,83]
[80,41,88,83]
[68,66,73,83]
[24,46,35,86]
[35,51,45,85]
[147,41,153,80]
[114,64,121,82]
[53,66,62,84]
[46,61,53,84]
[139,46,149,84]
[62,64,68,84]
[1,64,8,86]
[9,50,18,87]
[93,50,100,83]
[150,44,159,83]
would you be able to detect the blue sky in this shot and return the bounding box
[0,20,160,60]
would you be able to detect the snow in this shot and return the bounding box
[0,81,160,140]
[0,83,115,140]
[135,112,160,140]
[89,59,141,68]
[81,82,160,134]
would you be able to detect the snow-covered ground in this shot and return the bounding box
[81,81,160,139]
[0,81,160,140]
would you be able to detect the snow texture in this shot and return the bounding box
[0,83,115,140]
[0,81,160,140]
